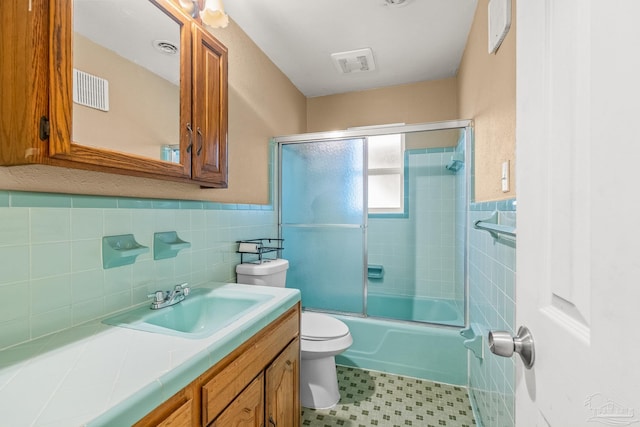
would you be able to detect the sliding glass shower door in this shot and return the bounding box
[280,138,366,314]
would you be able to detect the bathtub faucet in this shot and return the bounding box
[147,283,190,309]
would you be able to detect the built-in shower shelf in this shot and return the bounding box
[367,264,384,279]
[236,238,284,264]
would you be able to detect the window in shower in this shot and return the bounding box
[368,134,405,215]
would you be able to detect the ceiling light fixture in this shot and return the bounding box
[178,0,229,28]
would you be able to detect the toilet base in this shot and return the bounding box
[300,356,340,409]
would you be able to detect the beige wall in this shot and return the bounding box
[0,18,306,204]
[458,0,516,201]
[306,1,517,202]
[405,129,460,150]
[206,20,307,203]
[4,3,515,204]
[306,78,459,132]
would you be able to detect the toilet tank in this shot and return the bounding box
[236,259,289,287]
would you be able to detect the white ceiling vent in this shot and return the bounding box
[73,69,109,112]
[331,48,376,74]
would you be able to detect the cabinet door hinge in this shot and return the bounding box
[39,116,50,140]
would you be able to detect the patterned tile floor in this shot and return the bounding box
[301,366,476,427]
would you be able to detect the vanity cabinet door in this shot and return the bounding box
[191,25,228,187]
[0,0,49,165]
[133,387,195,427]
[210,373,264,427]
[265,338,300,427]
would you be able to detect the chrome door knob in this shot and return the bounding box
[488,326,535,369]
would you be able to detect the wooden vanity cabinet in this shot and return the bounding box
[190,24,228,186]
[210,373,265,427]
[133,304,301,427]
[134,387,194,427]
[0,0,228,188]
[265,337,301,427]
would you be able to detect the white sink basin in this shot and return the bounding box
[103,286,273,339]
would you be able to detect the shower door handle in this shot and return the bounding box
[488,326,535,369]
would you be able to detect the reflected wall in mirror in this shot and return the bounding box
[73,0,181,163]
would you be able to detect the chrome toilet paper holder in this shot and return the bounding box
[488,326,535,369]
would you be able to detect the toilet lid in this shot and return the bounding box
[301,312,350,341]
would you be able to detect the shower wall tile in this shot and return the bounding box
[468,200,516,427]
[0,190,277,351]
[368,148,460,301]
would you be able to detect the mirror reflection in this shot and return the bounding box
[72,0,181,163]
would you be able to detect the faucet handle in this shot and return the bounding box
[147,291,165,303]
[175,282,190,293]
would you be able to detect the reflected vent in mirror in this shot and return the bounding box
[73,68,110,112]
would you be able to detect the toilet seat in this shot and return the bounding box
[301,312,349,341]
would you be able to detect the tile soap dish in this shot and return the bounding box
[102,234,150,269]
[154,231,191,260]
[460,323,484,361]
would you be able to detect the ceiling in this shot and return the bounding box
[74,0,478,99]
[224,0,478,97]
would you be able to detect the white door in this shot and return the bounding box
[516,1,640,426]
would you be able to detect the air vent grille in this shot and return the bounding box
[331,48,376,74]
[73,69,109,112]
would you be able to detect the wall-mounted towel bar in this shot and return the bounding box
[474,211,516,239]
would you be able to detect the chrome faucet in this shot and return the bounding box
[148,283,190,309]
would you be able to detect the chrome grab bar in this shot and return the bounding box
[473,211,516,239]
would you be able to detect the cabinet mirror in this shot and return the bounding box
[72,0,181,164]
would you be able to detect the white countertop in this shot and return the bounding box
[0,283,300,427]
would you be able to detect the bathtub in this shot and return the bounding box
[334,314,467,385]
[366,293,464,326]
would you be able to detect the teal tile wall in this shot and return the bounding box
[0,190,276,351]
[468,200,516,427]
[367,147,460,301]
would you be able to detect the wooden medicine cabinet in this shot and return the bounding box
[0,0,228,188]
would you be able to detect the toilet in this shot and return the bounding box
[236,259,353,409]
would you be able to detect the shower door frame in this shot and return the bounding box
[276,119,473,327]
